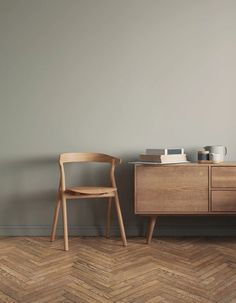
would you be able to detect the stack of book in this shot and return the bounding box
[139,148,188,164]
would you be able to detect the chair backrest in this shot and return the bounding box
[58,153,121,190]
[59,153,121,165]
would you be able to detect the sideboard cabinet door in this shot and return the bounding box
[135,166,209,214]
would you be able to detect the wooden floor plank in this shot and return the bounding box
[0,237,235,302]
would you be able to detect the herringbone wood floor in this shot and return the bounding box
[0,237,236,303]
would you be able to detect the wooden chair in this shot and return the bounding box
[50,153,127,250]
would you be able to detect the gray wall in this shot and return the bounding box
[1,0,236,236]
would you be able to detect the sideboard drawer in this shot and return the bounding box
[212,191,236,211]
[135,166,209,213]
[212,167,236,188]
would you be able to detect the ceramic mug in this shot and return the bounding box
[209,153,222,163]
[204,145,227,163]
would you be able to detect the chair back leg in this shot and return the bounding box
[62,196,69,251]
[51,195,61,242]
[114,193,127,246]
[106,197,112,238]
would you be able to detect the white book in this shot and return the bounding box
[146,148,184,155]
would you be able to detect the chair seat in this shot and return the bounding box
[65,186,117,195]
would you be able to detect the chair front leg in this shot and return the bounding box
[114,193,127,246]
[51,193,61,242]
[62,195,69,251]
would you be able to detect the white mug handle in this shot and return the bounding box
[225,146,227,155]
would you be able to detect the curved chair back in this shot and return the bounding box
[59,153,121,165]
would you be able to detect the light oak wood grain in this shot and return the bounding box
[146,216,157,244]
[212,167,236,188]
[106,197,112,238]
[0,237,236,302]
[60,152,121,164]
[51,153,127,250]
[212,191,236,211]
[135,166,209,213]
[65,186,116,195]
[135,163,236,243]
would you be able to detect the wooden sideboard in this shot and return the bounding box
[134,163,236,243]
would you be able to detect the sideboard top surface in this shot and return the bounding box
[134,162,236,167]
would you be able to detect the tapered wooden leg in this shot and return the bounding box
[106,197,112,238]
[146,216,157,244]
[51,194,61,242]
[114,193,127,246]
[62,196,69,251]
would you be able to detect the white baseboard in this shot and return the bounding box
[0,225,236,236]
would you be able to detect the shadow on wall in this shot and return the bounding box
[0,153,236,236]
[0,154,145,236]
[0,156,58,229]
